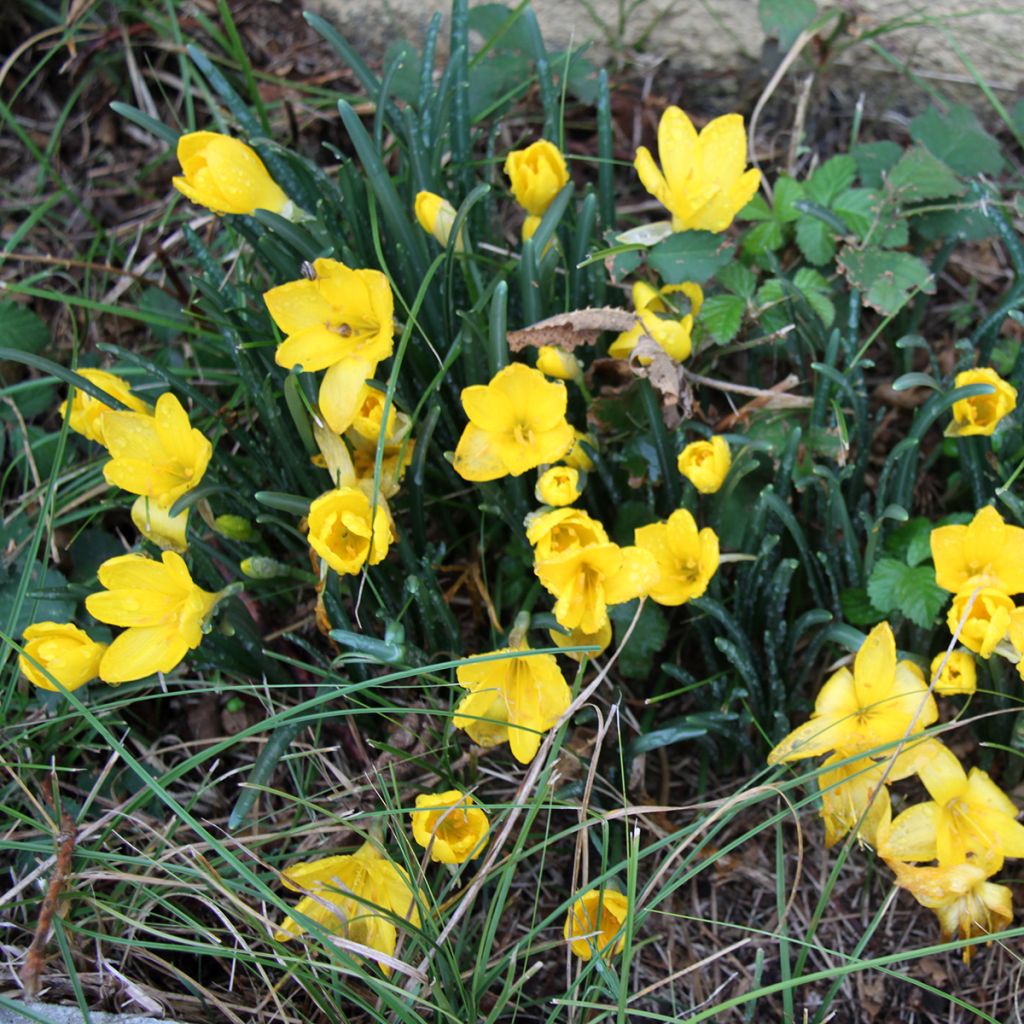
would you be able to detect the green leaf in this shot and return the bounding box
[909,105,1004,177]
[886,147,965,202]
[700,294,746,344]
[739,193,774,222]
[716,262,757,298]
[840,587,885,627]
[866,558,908,613]
[467,3,534,51]
[610,599,668,680]
[774,176,805,222]
[742,219,785,255]
[0,561,76,638]
[795,215,835,265]
[831,188,876,237]
[853,141,902,188]
[793,267,835,327]
[0,302,49,360]
[914,206,994,243]
[885,516,934,568]
[837,247,935,317]
[759,0,817,49]
[805,155,856,205]
[866,558,946,629]
[648,230,736,284]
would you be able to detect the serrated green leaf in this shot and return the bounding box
[716,262,757,298]
[866,558,945,629]
[884,516,933,567]
[887,147,965,202]
[913,206,994,243]
[837,247,935,316]
[774,176,805,222]
[739,193,774,222]
[610,599,668,679]
[700,294,746,344]
[805,155,857,205]
[795,215,835,265]
[866,558,907,613]
[759,0,818,50]
[852,141,902,188]
[649,230,736,284]
[793,267,835,327]
[909,105,1004,177]
[840,587,885,626]
[742,219,785,255]
[831,188,877,237]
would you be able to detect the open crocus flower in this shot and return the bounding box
[452,363,574,481]
[526,508,608,561]
[60,368,151,446]
[929,649,977,696]
[948,588,1013,658]
[19,622,108,692]
[678,436,731,495]
[634,107,761,233]
[930,506,1024,595]
[634,509,719,606]
[768,622,937,765]
[85,551,221,683]
[410,790,489,864]
[948,367,1017,437]
[888,860,1012,964]
[307,486,392,577]
[101,393,212,510]
[564,889,630,961]
[172,131,290,217]
[454,644,572,763]
[275,842,421,973]
[504,139,569,217]
[609,280,703,363]
[818,751,892,849]
[265,258,395,434]
[879,741,1024,872]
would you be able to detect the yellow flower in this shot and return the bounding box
[609,281,703,363]
[410,790,489,864]
[634,509,719,606]
[536,345,582,382]
[535,541,658,635]
[414,191,463,250]
[549,620,613,662]
[346,384,404,448]
[879,741,1024,872]
[85,551,220,683]
[18,622,107,692]
[1010,608,1024,680]
[678,436,731,495]
[308,486,392,576]
[888,860,1012,964]
[504,140,569,217]
[453,363,574,481]
[930,505,1024,596]
[526,507,608,561]
[948,368,1017,437]
[536,466,581,507]
[131,496,189,552]
[454,644,572,763]
[634,107,761,233]
[768,622,938,764]
[59,368,151,446]
[563,430,596,473]
[929,649,977,696]
[352,444,414,500]
[564,889,630,961]
[275,842,421,973]
[948,588,1013,658]
[265,258,395,434]
[102,393,212,510]
[818,751,891,849]
[172,131,289,216]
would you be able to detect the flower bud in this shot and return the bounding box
[414,191,463,250]
[536,465,582,507]
[948,368,1017,437]
[536,345,582,382]
[19,622,107,692]
[678,436,731,495]
[929,649,977,695]
[504,140,569,216]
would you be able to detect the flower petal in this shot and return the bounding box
[99,624,189,683]
[319,358,374,434]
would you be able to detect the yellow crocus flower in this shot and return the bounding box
[930,505,1024,595]
[18,622,107,692]
[130,496,189,552]
[526,507,608,561]
[548,620,613,662]
[504,139,569,217]
[634,107,761,233]
[264,258,395,435]
[85,551,221,683]
[452,363,574,481]
[173,131,289,216]
[929,649,977,696]
[414,190,462,249]
[948,367,1017,436]
[948,588,1013,658]
[535,466,581,507]
[60,368,151,446]
[678,436,731,495]
[410,790,489,864]
[609,280,703,363]
[307,486,392,576]
[634,509,719,606]
[818,751,892,849]
[564,889,630,961]
[536,345,582,382]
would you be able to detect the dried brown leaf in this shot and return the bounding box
[507,308,637,352]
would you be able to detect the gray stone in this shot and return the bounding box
[0,1004,193,1024]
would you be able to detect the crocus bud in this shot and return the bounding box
[948,368,1017,437]
[19,622,107,692]
[504,140,569,216]
[414,191,463,250]
[536,465,581,507]
[929,649,977,695]
[678,436,731,495]
[536,345,582,382]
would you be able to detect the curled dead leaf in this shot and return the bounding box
[507,307,638,352]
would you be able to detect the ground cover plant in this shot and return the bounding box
[2,0,1024,1020]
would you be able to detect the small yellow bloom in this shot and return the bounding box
[818,751,891,849]
[879,741,1024,872]
[526,507,608,561]
[564,430,596,472]
[347,384,404,448]
[609,281,703,364]
[678,436,731,495]
[455,644,572,764]
[85,551,220,683]
[768,622,938,764]
[60,368,151,446]
[414,191,462,250]
[410,790,489,864]
[19,622,107,692]
[308,486,392,576]
[634,509,719,606]
[504,140,569,217]
[102,393,212,510]
[948,368,1017,437]
[172,131,289,216]
[536,345,582,382]
[276,842,421,973]
[453,363,574,481]
[634,107,761,233]
[352,443,414,499]
[930,506,1024,595]
[948,588,1013,658]
[131,496,189,552]
[564,889,630,961]
[536,466,581,507]
[265,258,395,434]
[549,621,613,662]
[929,649,977,695]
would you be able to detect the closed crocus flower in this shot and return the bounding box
[347,384,408,450]
[173,131,289,216]
[634,509,719,606]
[536,466,581,507]
[930,649,977,695]
[564,889,630,961]
[131,496,189,552]
[609,280,703,364]
[678,436,731,494]
[410,790,489,864]
[102,393,212,510]
[414,191,462,250]
[949,589,1013,658]
[60,368,151,446]
[948,368,1017,437]
[930,505,1024,596]
[563,429,595,472]
[19,622,107,692]
[504,139,569,217]
[307,486,392,576]
[526,507,608,561]
[634,107,760,233]
[536,345,582,382]
[85,551,221,683]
